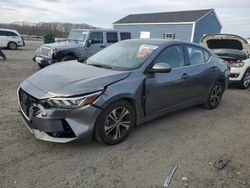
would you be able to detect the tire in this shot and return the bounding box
[240,69,250,89]
[95,100,135,145]
[60,55,76,62]
[38,64,45,69]
[203,82,224,109]
[8,42,17,50]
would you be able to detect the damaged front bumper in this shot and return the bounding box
[17,86,102,143]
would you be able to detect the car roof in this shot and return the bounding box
[0,28,18,33]
[122,39,203,47]
[71,29,130,33]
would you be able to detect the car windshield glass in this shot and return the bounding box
[86,42,158,70]
[67,31,88,42]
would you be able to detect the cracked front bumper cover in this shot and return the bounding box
[18,87,102,143]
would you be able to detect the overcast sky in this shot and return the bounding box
[0,0,249,37]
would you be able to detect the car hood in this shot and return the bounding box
[43,40,84,50]
[201,34,250,55]
[26,61,130,97]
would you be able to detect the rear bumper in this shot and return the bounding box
[33,56,56,67]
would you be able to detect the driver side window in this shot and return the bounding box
[154,45,185,68]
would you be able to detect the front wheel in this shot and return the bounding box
[8,42,17,50]
[95,100,135,145]
[240,70,250,89]
[203,82,224,109]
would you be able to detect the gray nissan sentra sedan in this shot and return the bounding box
[18,39,229,145]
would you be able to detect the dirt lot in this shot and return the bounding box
[0,42,250,188]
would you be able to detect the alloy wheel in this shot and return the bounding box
[104,107,131,140]
[210,85,222,107]
[9,42,17,50]
[243,71,250,88]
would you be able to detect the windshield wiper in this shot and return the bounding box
[66,39,79,42]
[88,64,113,70]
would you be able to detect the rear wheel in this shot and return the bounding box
[8,42,17,50]
[203,82,224,109]
[240,70,250,89]
[95,100,135,145]
[60,55,76,62]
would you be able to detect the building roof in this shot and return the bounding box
[113,9,214,24]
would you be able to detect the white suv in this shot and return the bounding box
[0,28,25,50]
[201,34,250,89]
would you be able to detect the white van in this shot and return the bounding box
[0,28,25,50]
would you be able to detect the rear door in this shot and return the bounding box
[86,31,105,57]
[183,44,216,100]
[145,44,193,115]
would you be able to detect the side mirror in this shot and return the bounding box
[151,63,172,73]
[87,39,92,47]
[77,56,88,63]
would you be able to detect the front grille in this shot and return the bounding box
[18,88,39,119]
[40,47,51,57]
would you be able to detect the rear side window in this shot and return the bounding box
[187,46,206,65]
[120,32,131,40]
[106,32,118,43]
[88,32,103,44]
[154,45,185,68]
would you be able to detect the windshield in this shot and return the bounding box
[67,30,88,42]
[86,42,158,70]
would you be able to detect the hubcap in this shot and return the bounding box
[104,107,131,140]
[210,85,222,107]
[243,72,250,88]
[10,43,16,49]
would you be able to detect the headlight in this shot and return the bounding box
[48,49,56,58]
[46,91,102,109]
[231,60,245,68]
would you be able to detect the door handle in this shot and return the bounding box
[100,45,106,48]
[211,66,218,72]
[181,73,190,79]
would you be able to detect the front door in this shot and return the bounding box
[86,32,105,57]
[145,45,192,115]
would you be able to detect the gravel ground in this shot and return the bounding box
[0,41,249,188]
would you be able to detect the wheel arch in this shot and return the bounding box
[92,95,139,140]
[56,51,77,61]
[216,77,226,91]
[99,94,138,119]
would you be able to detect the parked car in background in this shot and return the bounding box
[0,28,25,50]
[33,29,131,68]
[201,34,250,89]
[18,39,229,145]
